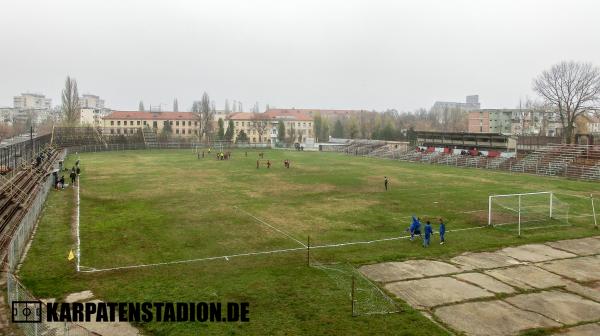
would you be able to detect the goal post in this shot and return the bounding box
[488,191,569,235]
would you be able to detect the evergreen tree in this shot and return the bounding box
[277,121,286,143]
[237,130,249,142]
[217,118,225,140]
[225,120,234,141]
[332,119,344,138]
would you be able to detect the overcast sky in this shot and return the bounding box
[1,0,599,112]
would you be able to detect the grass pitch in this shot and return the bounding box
[19,149,599,335]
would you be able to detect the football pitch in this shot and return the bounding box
[20,149,599,335]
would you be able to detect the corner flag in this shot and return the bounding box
[68,250,75,261]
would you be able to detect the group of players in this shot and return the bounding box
[406,216,446,247]
[196,148,292,169]
[384,177,448,247]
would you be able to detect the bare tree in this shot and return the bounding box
[250,113,269,143]
[193,92,214,142]
[61,76,80,125]
[533,61,600,143]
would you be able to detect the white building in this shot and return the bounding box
[13,93,52,110]
[12,93,52,125]
[431,95,481,113]
[80,94,105,109]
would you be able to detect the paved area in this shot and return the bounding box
[505,290,600,325]
[384,276,494,309]
[360,236,600,336]
[552,323,600,336]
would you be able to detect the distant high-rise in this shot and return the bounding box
[80,94,105,109]
[431,95,481,113]
[13,93,52,110]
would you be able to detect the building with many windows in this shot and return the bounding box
[102,111,199,136]
[227,110,313,143]
[11,93,53,125]
[468,109,562,136]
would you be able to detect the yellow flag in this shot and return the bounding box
[68,250,75,261]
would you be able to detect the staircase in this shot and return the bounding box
[142,127,158,149]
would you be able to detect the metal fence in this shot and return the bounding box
[5,149,98,335]
[66,142,273,153]
[0,133,52,179]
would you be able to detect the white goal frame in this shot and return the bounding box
[488,191,554,236]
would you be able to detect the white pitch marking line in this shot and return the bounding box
[234,206,307,248]
[77,225,489,273]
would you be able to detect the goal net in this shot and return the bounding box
[488,191,569,234]
[311,260,399,316]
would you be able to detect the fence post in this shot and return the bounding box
[592,194,598,229]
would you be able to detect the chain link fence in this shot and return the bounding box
[5,150,98,335]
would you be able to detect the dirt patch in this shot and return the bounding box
[384,276,494,309]
[435,300,560,336]
[506,290,600,325]
[64,290,93,303]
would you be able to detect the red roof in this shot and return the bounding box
[103,111,195,120]
[227,111,313,122]
[266,108,362,118]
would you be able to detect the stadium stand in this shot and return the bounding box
[0,146,60,265]
[142,126,158,148]
[51,126,107,147]
[345,139,600,182]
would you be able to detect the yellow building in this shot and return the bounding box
[227,110,313,143]
[102,111,199,136]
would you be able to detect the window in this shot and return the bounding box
[164,121,168,126]
[110,129,114,134]
[117,129,121,134]
[176,121,179,126]
[195,121,198,126]
[137,121,140,125]
[182,129,185,134]
[117,121,121,126]
[236,122,239,126]
[111,121,114,126]
[176,129,179,134]
[170,121,173,125]
[188,121,191,126]
[242,122,244,126]
[194,130,198,135]
[143,121,147,125]
[130,121,133,125]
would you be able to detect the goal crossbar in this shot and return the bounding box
[488,191,556,235]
